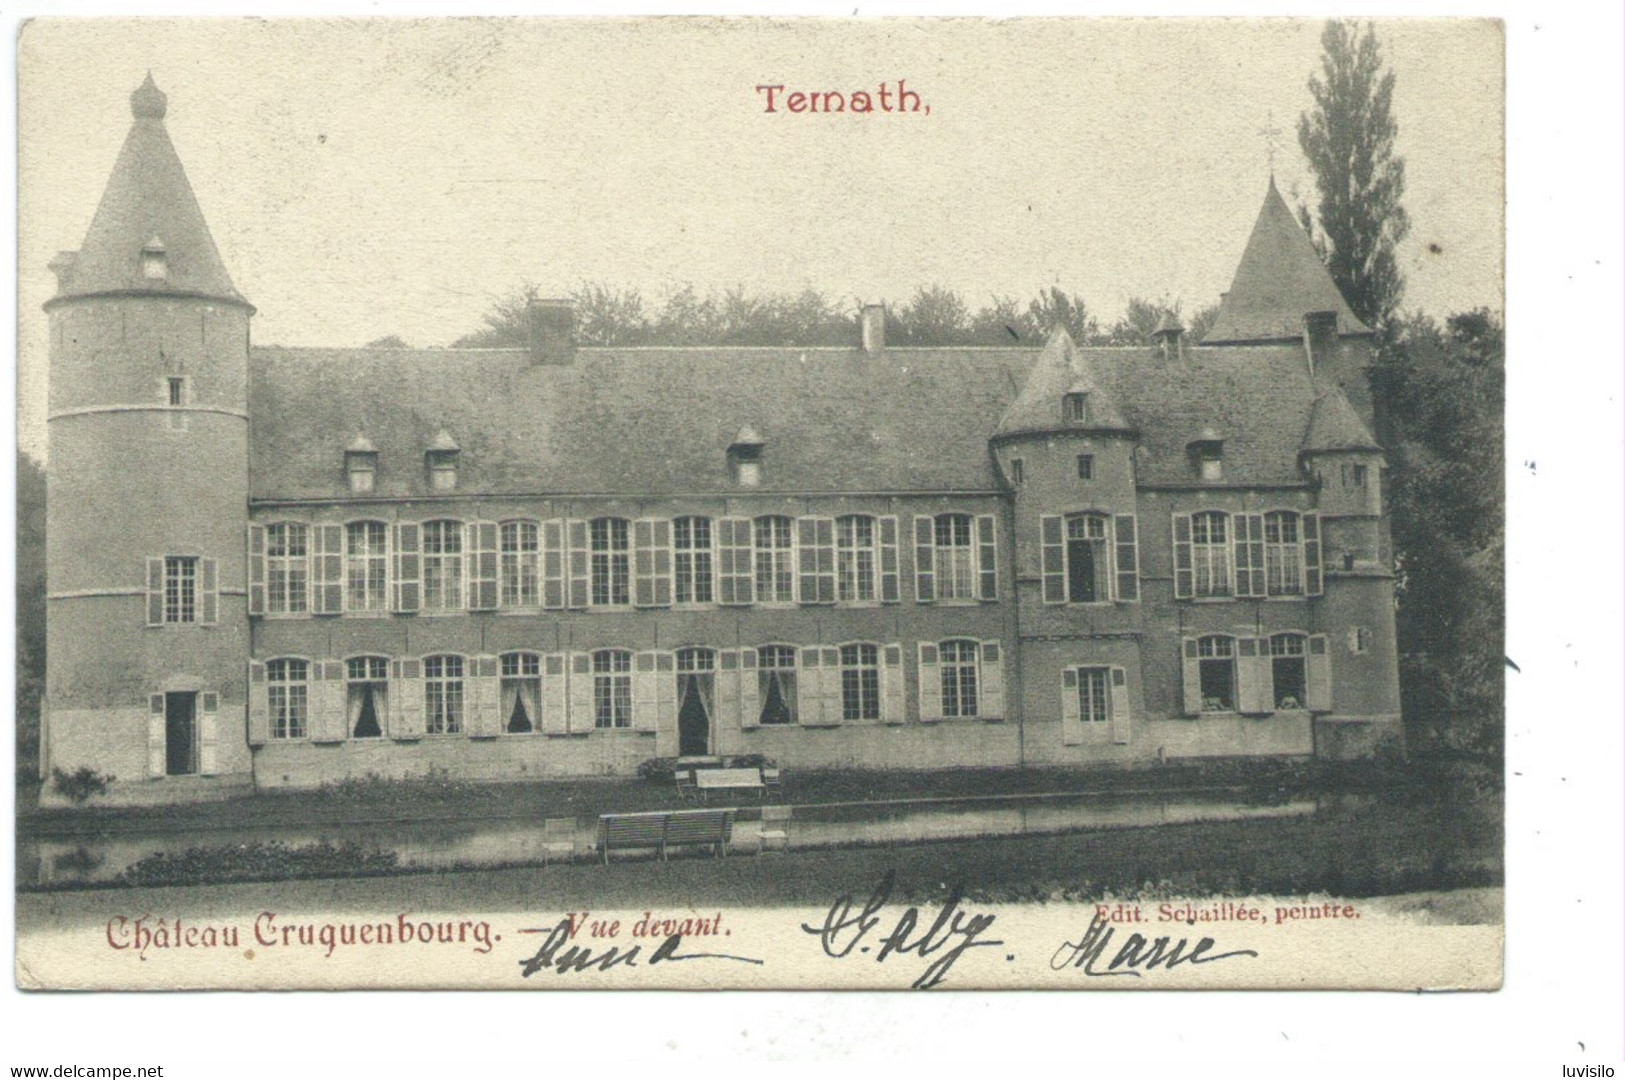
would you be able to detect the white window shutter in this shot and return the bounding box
[1236,637,1266,714]
[247,525,266,615]
[977,514,998,600]
[913,516,936,602]
[634,520,657,607]
[655,652,678,734]
[882,644,905,723]
[469,524,499,611]
[310,661,343,742]
[315,525,344,614]
[1303,512,1324,596]
[1235,514,1265,598]
[200,558,219,624]
[566,521,590,608]
[1181,638,1203,716]
[1306,634,1332,711]
[542,520,566,609]
[798,647,822,724]
[1112,514,1139,602]
[878,516,901,603]
[147,558,165,626]
[979,641,1004,719]
[1172,514,1194,599]
[393,523,420,613]
[1257,644,1277,714]
[717,649,742,734]
[1061,669,1082,745]
[917,642,942,722]
[821,647,843,722]
[391,658,424,739]
[1040,515,1065,604]
[198,691,220,774]
[148,693,168,774]
[247,662,269,746]
[542,654,569,734]
[717,518,753,605]
[468,655,500,736]
[652,519,673,606]
[632,651,659,730]
[1108,666,1131,744]
[739,648,760,728]
[798,517,835,604]
[568,652,593,731]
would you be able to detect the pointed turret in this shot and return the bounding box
[1301,387,1380,455]
[49,73,247,308]
[994,327,1132,438]
[1202,178,1367,345]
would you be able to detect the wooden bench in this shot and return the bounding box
[597,808,735,863]
[695,767,765,803]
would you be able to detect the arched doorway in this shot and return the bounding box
[676,648,715,756]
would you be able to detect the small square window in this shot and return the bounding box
[167,377,185,407]
[430,464,457,492]
[1076,454,1094,480]
[1199,456,1223,481]
[1010,458,1025,485]
[1064,393,1089,424]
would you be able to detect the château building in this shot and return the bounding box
[40,76,1401,803]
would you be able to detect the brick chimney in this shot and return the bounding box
[528,298,576,365]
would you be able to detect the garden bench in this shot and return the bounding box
[695,767,765,803]
[597,808,735,863]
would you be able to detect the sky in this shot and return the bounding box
[17,18,1503,460]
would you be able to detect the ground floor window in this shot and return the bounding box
[758,644,798,725]
[424,654,464,734]
[347,656,388,737]
[839,643,880,721]
[502,651,541,733]
[939,639,980,718]
[1198,635,1236,712]
[1270,634,1307,709]
[1076,666,1108,724]
[594,649,632,729]
[268,658,308,739]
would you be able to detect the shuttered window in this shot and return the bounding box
[266,523,309,614]
[424,654,465,735]
[346,521,389,612]
[839,643,881,721]
[422,521,464,611]
[267,658,309,739]
[754,516,795,603]
[500,521,540,608]
[835,515,877,602]
[593,649,633,728]
[590,518,631,607]
[674,516,715,604]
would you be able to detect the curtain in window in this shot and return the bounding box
[350,682,384,738]
[502,678,539,733]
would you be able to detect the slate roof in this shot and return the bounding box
[49,75,247,308]
[1301,387,1381,454]
[1202,178,1369,345]
[250,335,1341,499]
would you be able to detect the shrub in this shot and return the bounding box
[637,757,677,783]
[120,841,398,887]
[51,765,114,804]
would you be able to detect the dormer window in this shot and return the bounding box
[345,436,378,494]
[1188,438,1224,481]
[141,237,168,280]
[426,430,460,492]
[1064,392,1089,424]
[728,426,765,488]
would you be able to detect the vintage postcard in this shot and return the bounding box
[16,16,1504,992]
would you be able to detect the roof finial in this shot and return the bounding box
[131,72,167,120]
[1257,109,1283,180]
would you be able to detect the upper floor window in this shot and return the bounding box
[422,520,464,611]
[1065,513,1110,603]
[1190,511,1231,598]
[835,515,877,602]
[167,377,186,407]
[758,644,798,725]
[1040,513,1138,605]
[268,658,309,739]
[674,516,714,604]
[501,651,541,733]
[266,522,309,615]
[164,556,198,624]
[1263,511,1305,596]
[1009,458,1025,485]
[753,515,795,603]
[593,649,633,729]
[345,521,389,613]
[346,655,388,738]
[423,654,464,735]
[932,514,976,600]
[589,518,631,607]
[839,643,880,722]
[939,640,981,719]
[1076,454,1094,480]
[500,521,540,608]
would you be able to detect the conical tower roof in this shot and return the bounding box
[1202,178,1367,344]
[1301,386,1380,454]
[49,74,247,308]
[994,327,1132,437]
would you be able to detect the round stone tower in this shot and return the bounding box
[42,75,254,801]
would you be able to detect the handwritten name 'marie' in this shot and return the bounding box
[756,81,931,116]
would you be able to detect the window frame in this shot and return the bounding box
[499,650,543,734]
[589,517,632,608]
[932,513,978,601]
[938,639,981,719]
[265,521,310,616]
[1064,512,1112,604]
[498,519,542,609]
[343,520,391,614]
[592,648,634,729]
[421,519,465,612]
[344,654,390,739]
[752,515,796,604]
[838,642,882,722]
[423,653,465,735]
[1197,634,1238,712]
[1190,510,1232,599]
[673,515,716,606]
[756,643,798,725]
[163,555,199,624]
[267,657,310,740]
[835,514,880,604]
[1268,633,1309,711]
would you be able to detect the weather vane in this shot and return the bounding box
[1257,110,1285,178]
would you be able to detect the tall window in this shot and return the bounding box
[167,376,185,406]
[501,652,541,733]
[1264,511,1304,596]
[1191,511,1231,598]
[593,649,632,728]
[1066,513,1111,603]
[839,643,880,721]
[1270,634,1308,710]
[754,515,795,603]
[500,521,540,608]
[590,518,631,607]
[836,515,877,602]
[674,516,714,604]
[163,556,198,624]
[1198,635,1236,712]
[934,514,976,600]
[939,640,981,719]
[346,656,388,738]
[266,523,309,614]
[422,521,464,611]
[345,521,389,612]
[758,644,798,725]
[1075,666,1109,724]
[267,658,309,739]
[424,654,464,734]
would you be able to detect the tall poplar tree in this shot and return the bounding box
[1297,20,1410,330]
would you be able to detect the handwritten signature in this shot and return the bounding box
[516,918,763,978]
[800,871,1003,989]
[1050,911,1258,977]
